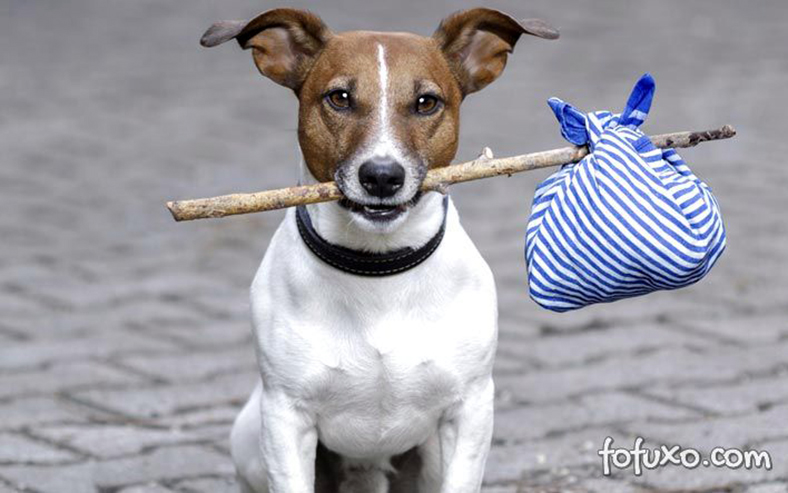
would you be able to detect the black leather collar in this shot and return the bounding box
[295,196,449,277]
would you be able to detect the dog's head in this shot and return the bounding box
[203,8,558,229]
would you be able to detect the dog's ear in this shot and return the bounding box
[433,8,558,96]
[200,8,332,91]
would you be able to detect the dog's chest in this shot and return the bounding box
[252,212,497,457]
[260,276,495,457]
[308,313,481,457]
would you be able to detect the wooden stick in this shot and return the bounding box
[167,125,736,222]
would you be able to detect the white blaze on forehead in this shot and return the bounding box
[377,44,388,125]
[373,43,396,158]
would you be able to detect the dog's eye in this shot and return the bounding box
[326,90,352,110]
[415,95,440,115]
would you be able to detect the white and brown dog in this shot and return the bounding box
[201,8,558,493]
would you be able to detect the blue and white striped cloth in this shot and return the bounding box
[525,74,726,312]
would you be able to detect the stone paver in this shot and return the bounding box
[0,361,147,399]
[2,0,787,491]
[119,485,176,493]
[30,425,211,459]
[641,371,788,415]
[0,433,78,465]
[0,397,91,431]
[173,477,240,493]
[746,484,788,493]
[70,371,257,420]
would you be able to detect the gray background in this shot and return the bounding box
[2,0,787,491]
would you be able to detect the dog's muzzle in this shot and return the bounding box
[334,155,426,222]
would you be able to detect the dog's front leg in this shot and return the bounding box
[260,386,318,493]
[438,378,495,493]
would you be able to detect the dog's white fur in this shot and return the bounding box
[230,38,498,493]
[232,189,498,492]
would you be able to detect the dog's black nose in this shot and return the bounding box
[358,159,405,198]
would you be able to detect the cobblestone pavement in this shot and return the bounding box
[2,0,787,491]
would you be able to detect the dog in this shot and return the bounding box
[200,8,558,492]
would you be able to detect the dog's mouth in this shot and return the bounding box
[339,192,422,222]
